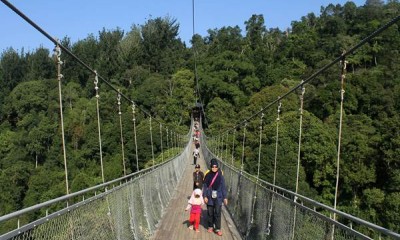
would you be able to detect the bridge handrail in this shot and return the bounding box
[201,130,399,238]
[0,156,176,224]
[219,159,400,239]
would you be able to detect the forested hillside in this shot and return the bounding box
[0,0,399,234]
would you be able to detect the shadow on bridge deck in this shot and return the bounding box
[151,145,242,240]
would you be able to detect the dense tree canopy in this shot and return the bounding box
[0,1,399,235]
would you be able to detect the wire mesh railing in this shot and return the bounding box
[199,12,400,240]
[0,1,189,239]
[0,144,190,240]
[202,133,400,240]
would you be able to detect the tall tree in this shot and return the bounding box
[97,28,125,79]
[140,16,185,74]
[25,48,54,81]
[245,14,266,50]
[0,49,27,112]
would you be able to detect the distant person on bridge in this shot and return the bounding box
[193,135,199,142]
[203,159,228,236]
[194,139,200,149]
[193,129,200,143]
[185,188,204,233]
[193,164,204,190]
[193,148,200,165]
[195,129,200,138]
[194,121,199,131]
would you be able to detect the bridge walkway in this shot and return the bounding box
[151,144,242,240]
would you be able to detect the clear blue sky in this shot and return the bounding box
[1,0,366,52]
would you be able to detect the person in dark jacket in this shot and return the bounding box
[202,158,228,236]
[193,164,204,190]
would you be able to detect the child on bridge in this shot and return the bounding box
[185,188,204,233]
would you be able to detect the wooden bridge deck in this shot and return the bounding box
[151,145,242,240]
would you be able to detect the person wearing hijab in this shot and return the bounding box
[185,188,204,232]
[202,158,228,236]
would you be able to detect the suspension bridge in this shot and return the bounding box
[1,0,400,239]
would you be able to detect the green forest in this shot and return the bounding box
[0,0,399,235]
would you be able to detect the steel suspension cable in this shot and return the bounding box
[229,129,236,193]
[332,58,347,239]
[180,134,182,150]
[225,132,229,162]
[132,103,139,172]
[273,101,282,186]
[159,123,164,162]
[176,133,179,151]
[174,131,178,149]
[234,125,247,216]
[94,72,105,183]
[173,131,176,154]
[292,83,306,240]
[257,113,264,181]
[190,0,208,127]
[249,113,264,231]
[181,134,184,149]
[149,117,155,168]
[170,129,173,154]
[177,133,180,150]
[117,90,126,176]
[214,136,217,155]
[191,0,198,101]
[215,135,219,157]
[166,128,169,159]
[192,0,195,40]
[241,122,247,172]
[217,134,221,159]
[177,133,180,151]
[231,129,236,167]
[177,132,179,153]
[233,122,248,217]
[267,100,282,235]
[295,83,305,196]
[54,44,69,195]
[220,134,225,160]
[213,136,216,155]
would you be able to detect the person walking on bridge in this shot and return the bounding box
[193,148,200,165]
[185,188,204,233]
[203,159,228,236]
[193,164,204,190]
